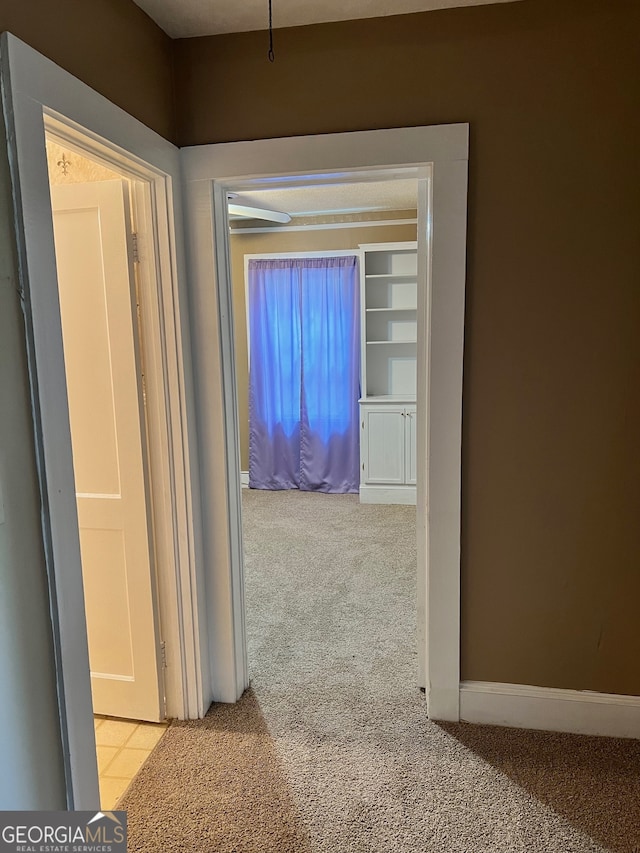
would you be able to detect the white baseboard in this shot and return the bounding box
[460,681,640,740]
[427,686,460,722]
[240,471,249,489]
[359,484,416,505]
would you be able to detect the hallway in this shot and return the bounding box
[120,491,640,852]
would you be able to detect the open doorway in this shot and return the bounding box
[181,124,468,721]
[218,168,429,713]
[227,179,421,692]
[45,135,169,808]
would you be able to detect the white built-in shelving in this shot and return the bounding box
[358,241,418,504]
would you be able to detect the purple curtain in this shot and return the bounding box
[248,256,360,494]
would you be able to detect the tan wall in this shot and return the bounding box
[1,0,175,141]
[231,220,417,470]
[177,0,640,695]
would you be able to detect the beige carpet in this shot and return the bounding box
[121,490,640,852]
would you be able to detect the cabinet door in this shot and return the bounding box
[404,405,417,485]
[361,406,406,484]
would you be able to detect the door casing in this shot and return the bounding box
[181,124,468,720]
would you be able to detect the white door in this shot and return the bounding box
[362,405,406,484]
[51,180,163,722]
[405,406,417,485]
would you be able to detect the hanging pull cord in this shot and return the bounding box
[268,0,275,62]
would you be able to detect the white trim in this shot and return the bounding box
[359,485,416,505]
[230,217,417,235]
[460,681,640,740]
[244,249,360,260]
[182,123,468,716]
[215,181,249,699]
[44,120,202,724]
[125,167,203,721]
[358,240,418,253]
[422,159,467,720]
[240,471,249,488]
[416,180,430,690]
[189,180,248,703]
[1,34,205,810]
[184,126,468,182]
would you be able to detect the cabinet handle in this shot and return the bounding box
[401,412,406,417]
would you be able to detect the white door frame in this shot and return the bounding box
[181,124,468,719]
[1,34,206,809]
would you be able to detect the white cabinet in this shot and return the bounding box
[358,240,419,505]
[361,404,406,485]
[360,402,417,504]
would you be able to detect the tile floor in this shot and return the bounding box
[94,716,168,810]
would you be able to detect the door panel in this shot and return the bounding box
[79,528,132,676]
[51,180,162,722]
[362,406,405,484]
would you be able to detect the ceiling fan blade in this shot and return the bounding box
[228,201,291,223]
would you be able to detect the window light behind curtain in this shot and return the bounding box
[248,256,360,494]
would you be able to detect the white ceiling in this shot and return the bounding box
[232,179,419,220]
[133,0,520,38]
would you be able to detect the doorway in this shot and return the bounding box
[181,125,468,721]
[45,136,170,808]
[228,179,420,698]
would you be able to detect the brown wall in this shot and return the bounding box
[231,219,417,469]
[176,0,640,694]
[1,0,175,141]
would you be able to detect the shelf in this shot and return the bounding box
[366,340,417,346]
[366,307,417,313]
[359,395,416,403]
[361,241,418,400]
[365,273,417,280]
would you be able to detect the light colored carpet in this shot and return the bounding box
[121,490,640,852]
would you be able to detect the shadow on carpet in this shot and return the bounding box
[119,689,311,853]
[440,721,640,853]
